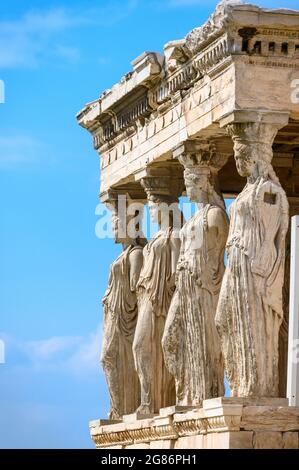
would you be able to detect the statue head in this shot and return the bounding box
[141,175,184,230]
[227,122,278,179]
[147,194,178,223]
[148,196,163,225]
[109,194,145,246]
[178,142,227,209]
[184,167,211,203]
[233,142,258,177]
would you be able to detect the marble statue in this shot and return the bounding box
[215,122,289,398]
[162,144,229,407]
[101,195,146,419]
[78,0,299,449]
[133,175,183,414]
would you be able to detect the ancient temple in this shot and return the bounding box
[77,1,299,449]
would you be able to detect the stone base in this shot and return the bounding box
[90,398,299,449]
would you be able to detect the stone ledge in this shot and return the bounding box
[90,398,299,449]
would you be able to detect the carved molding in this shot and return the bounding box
[78,3,299,161]
[93,92,152,149]
[183,0,241,57]
[90,401,299,448]
[173,140,229,172]
[173,419,206,437]
[205,415,241,433]
[90,415,230,448]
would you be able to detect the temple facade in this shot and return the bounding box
[77,1,299,449]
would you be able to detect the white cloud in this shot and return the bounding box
[54,45,81,63]
[0,1,138,69]
[3,324,103,377]
[157,0,220,8]
[163,0,299,9]
[0,9,76,36]
[151,0,218,13]
[66,324,103,376]
[0,326,107,448]
[0,9,72,68]
[24,336,83,362]
[165,0,211,6]
[0,135,42,169]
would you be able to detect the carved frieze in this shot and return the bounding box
[78,1,299,172]
[90,399,299,448]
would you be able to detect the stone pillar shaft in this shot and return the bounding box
[162,140,229,406]
[216,112,290,398]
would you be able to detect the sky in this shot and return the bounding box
[0,0,298,449]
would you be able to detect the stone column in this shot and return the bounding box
[216,111,290,398]
[162,140,230,407]
[280,198,299,396]
[133,167,184,415]
[100,189,146,419]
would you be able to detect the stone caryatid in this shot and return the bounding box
[101,192,146,419]
[78,0,299,449]
[133,171,184,415]
[216,113,290,398]
[162,141,229,407]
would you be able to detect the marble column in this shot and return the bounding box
[280,198,299,396]
[162,141,229,407]
[133,170,184,414]
[216,112,290,398]
[100,191,146,419]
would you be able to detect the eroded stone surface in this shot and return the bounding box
[100,195,146,419]
[90,401,299,449]
[282,432,299,449]
[77,0,299,449]
[133,172,183,414]
[241,406,299,432]
[216,117,289,398]
[77,3,299,197]
[163,142,229,407]
[253,431,283,449]
[229,431,253,449]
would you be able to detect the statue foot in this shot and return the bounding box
[109,408,121,420]
[136,404,152,416]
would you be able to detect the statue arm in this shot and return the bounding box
[206,208,229,286]
[266,192,289,287]
[170,231,181,277]
[162,290,181,377]
[129,249,143,292]
[251,183,287,279]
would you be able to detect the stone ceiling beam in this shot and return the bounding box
[77,0,299,199]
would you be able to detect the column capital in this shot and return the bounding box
[100,189,119,206]
[219,109,290,130]
[221,112,290,178]
[173,140,229,174]
[134,165,184,202]
[100,186,147,205]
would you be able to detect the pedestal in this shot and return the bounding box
[90,398,299,449]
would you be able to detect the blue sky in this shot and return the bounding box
[0,0,298,449]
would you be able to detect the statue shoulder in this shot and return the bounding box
[170,228,181,248]
[129,245,144,262]
[256,179,281,197]
[207,206,229,230]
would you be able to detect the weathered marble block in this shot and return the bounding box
[90,398,299,449]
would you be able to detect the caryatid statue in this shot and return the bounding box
[133,172,184,414]
[215,118,289,398]
[162,142,229,407]
[101,192,146,419]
